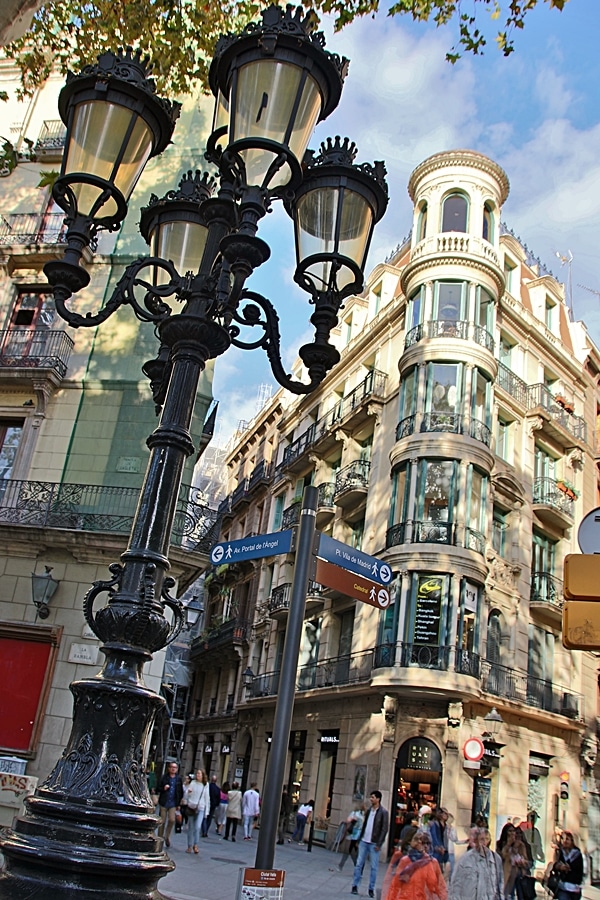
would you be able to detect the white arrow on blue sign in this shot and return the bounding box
[317,533,393,586]
[210,529,293,566]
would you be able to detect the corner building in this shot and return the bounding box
[187,149,600,872]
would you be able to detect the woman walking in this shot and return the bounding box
[551,831,583,900]
[215,781,229,836]
[382,830,447,900]
[449,827,503,900]
[224,781,242,842]
[497,823,530,899]
[186,769,210,854]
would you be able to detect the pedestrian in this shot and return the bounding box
[181,775,192,831]
[331,802,365,872]
[289,798,314,844]
[446,813,468,878]
[449,826,502,900]
[157,761,183,849]
[186,768,210,854]
[551,831,583,900]
[277,786,292,845]
[202,774,221,837]
[519,811,545,868]
[382,829,447,900]
[224,781,242,841]
[497,823,530,899]
[429,807,449,872]
[242,782,261,840]
[351,790,389,898]
[215,780,229,835]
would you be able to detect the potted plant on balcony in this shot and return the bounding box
[556,478,579,499]
[554,394,575,414]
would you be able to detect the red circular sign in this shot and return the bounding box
[463,737,485,762]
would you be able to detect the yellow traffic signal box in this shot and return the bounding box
[563,600,600,650]
[563,554,600,600]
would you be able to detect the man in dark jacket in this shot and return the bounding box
[157,761,183,848]
[351,790,389,898]
[202,774,221,837]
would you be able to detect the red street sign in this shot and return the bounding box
[315,558,391,609]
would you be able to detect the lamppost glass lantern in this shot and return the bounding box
[483,707,503,738]
[55,48,180,225]
[290,137,388,298]
[139,170,216,286]
[209,5,348,192]
[31,566,60,619]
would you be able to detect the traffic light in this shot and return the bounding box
[560,781,569,801]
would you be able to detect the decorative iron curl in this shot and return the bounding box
[82,562,123,638]
[161,576,185,645]
[229,291,322,395]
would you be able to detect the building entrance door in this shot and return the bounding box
[391,737,443,854]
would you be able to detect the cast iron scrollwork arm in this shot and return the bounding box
[160,576,185,645]
[82,562,123,638]
[229,291,324,395]
[55,257,182,328]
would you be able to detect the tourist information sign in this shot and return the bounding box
[314,558,391,609]
[316,533,392,585]
[210,529,293,565]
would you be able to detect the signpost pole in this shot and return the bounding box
[255,485,318,870]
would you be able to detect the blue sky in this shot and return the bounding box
[209,0,600,445]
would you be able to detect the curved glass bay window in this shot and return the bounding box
[465,467,488,554]
[397,366,417,437]
[472,370,492,445]
[419,459,456,543]
[422,362,462,433]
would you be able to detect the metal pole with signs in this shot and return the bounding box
[254,486,318,871]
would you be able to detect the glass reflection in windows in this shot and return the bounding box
[417,201,427,242]
[472,371,491,428]
[496,416,511,462]
[399,366,417,424]
[475,286,493,332]
[466,467,487,552]
[419,459,455,532]
[435,282,464,322]
[425,363,461,432]
[482,202,494,242]
[408,287,422,330]
[0,420,23,479]
[389,463,408,531]
[441,193,468,233]
[457,581,479,661]
[492,508,507,556]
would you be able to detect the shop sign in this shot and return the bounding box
[413,575,443,644]
[407,739,434,770]
[204,744,213,754]
[221,744,231,755]
[319,730,340,744]
[289,730,306,751]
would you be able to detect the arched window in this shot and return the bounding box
[417,201,428,241]
[487,610,503,663]
[441,193,468,232]
[483,202,494,241]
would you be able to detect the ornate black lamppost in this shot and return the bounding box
[0,6,387,898]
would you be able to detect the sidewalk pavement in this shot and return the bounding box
[159,828,600,900]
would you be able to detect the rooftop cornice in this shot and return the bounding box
[408,149,510,206]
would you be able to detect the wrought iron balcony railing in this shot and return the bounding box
[530,571,564,610]
[533,477,574,518]
[469,417,492,446]
[527,383,586,442]
[34,119,67,154]
[248,648,374,698]
[0,212,67,245]
[196,617,250,652]
[316,481,336,508]
[385,522,405,548]
[395,415,415,440]
[0,479,218,551]
[281,500,301,529]
[497,362,528,406]
[280,371,387,471]
[0,329,74,378]
[248,459,272,490]
[268,582,292,615]
[420,412,461,434]
[231,478,249,508]
[412,520,456,545]
[464,527,485,554]
[334,459,370,496]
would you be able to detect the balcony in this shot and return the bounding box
[373,643,481,680]
[192,617,249,655]
[396,415,416,440]
[333,459,370,517]
[248,460,272,490]
[297,648,374,691]
[0,478,218,552]
[412,520,456,545]
[420,412,461,435]
[335,369,387,431]
[231,478,249,510]
[404,319,494,354]
[496,362,528,407]
[480,660,583,720]
[0,328,73,381]
[217,494,234,520]
[530,571,564,622]
[408,232,501,271]
[532,477,574,528]
[316,481,336,528]
[33,119,67,160]
[281,500,301,530]
[526,384,586,445]
[406,412,491,447]
[386,522,405,549]
[268,582,292,619]
[464,527,485,555]
[249,671,280,698]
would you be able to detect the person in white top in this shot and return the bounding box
[241,783,261,840]
[186,769,210,854]
[289,799,314,844]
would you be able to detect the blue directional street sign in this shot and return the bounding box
[317,533,393,586]
[210,529,293,565]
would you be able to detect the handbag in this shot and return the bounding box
[519,874,537,900]
[545,871,560,896]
